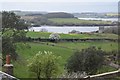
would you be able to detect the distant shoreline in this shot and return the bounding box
[31,24,117,27]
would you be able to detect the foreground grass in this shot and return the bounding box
[97,65,117,74]
[27,32,118,39]
[13,41,118,78]
[14,42,73,78]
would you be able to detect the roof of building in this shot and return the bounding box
[0,71,19,80]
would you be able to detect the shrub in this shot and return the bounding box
[49,33,60,42]
[66,46,105,75]
[28,51,61,79]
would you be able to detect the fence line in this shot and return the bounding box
[26,37,118,42]
[83,70,120,80]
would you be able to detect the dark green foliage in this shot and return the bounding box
[118,53,120,66]
[103,26,118,35]
[66,46,105,75]
[28,51,61,79]
[2,11,28,30]
[44,12,75,18]
[2,29,20,61]
[31,16,53,25]
[12,30,27,42]
[2,29,27,60]
[25,13,43,16]
[2,11,28,60]
[2,11,19,29]
[108,50,120,65]
[2,32,17,60]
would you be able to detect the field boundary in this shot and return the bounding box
[27,37,118,42]
[83,70,120,80]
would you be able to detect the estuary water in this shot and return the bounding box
[78,18,118,22]
[29,26,99,34]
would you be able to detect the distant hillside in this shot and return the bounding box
[25,13,43,16]
[24,12,75,18]
[73,12,118,18]
[18,11,116,26]
[12,11,48,16]
[43,12,75,18]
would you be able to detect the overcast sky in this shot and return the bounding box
[0,0,119,2]
[0,0,119,13]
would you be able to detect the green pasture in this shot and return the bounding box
[13,41,118,78]
[26,32,118,39]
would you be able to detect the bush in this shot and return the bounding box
[66,46,105,75]
[49,33,60,42]
[28,51,61,79]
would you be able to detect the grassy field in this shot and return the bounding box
[13,32,118,78]
[13,41,118,78]
[48,18,112,25]
[56,41,118,52]
[14,42,73,78]
[27,32,51,38]
[26,32,118,39]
